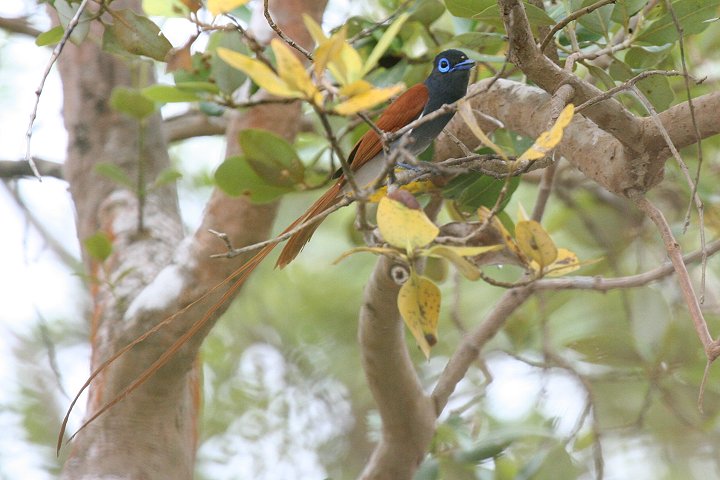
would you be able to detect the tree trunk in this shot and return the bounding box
[58,0,326,478]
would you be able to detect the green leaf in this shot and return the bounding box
[608,58,633,82]
[454,438,511,463]
[214,155,293,202]
[199,101,226,116]
[450,32,506,50]
[107,9,172,61]
[475,2,555,29]
[443,174,520,213]
[142,0,191,16]
[408,0,446,25]
[611,0,648,24]
[54,0,91,44]
[520,444,582,480]
[362,12,410,75]
[585,64,616,90]
[109,87,156,120]
[95,162,134,189]
[567,334,643,366]
[141,85,200,103]
[414,458,440,480]
[624,45,672,69]
[444,0,495,18]
[102,24,131,58]
[84,231,113,262]
[35,26,64,47]
[637,0,720,45]
[175,81,221,94]
[151,167,183,188]
[636,73,674,111]
[575,0,614,36]
[238,129,305,187]
[208,31,249,94]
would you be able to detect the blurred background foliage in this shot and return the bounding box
[2,0,720,478]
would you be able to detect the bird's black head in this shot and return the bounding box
[431,49,474,76]
[424,49,474,111]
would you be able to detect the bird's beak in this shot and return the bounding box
[451,58,475,72]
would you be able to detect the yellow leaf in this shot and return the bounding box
[333,246,403,265]
[367,180,436,203]
[302,14,327,44]
[433,248,480,280]
[339,79,373,97]
[377,196,439,252]
[516,203,530,222]
[313,26,346,79]
[270,39,319,103]
[397,273,441,359]
[477,207,527,263]
[207,0,249,15]
[517,104,574,161]
[362,12,410,76]
[335,84,404,115]
[424,245,503,280]
[217,47,298,98]
[458,101,509,161]
[515,220,558,272]
[545,248,581,277]
[330,43,364,85]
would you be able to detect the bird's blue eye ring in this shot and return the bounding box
[438,57,451,73]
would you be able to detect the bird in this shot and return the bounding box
[236,49,474,275]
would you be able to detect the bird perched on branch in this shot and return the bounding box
[265,49,475,268]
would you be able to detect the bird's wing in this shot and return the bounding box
[346,83,429,171]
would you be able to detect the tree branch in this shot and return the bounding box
[631,194,718,360]
[358,257,436,480]
[162,110,227,142]
[534,238,720,291]
[0,158,64,179]
[0,16,42,37]
[498,0,644,154]
[433,286,534,413]
[435,78,720,197]
[644,91,720,157]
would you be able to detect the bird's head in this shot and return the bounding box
[424,49,474,101]
[430,50,474,78]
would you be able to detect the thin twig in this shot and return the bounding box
[538,0,617,53]
[575,70,688,113]
[664,0,706,296]
[313,105,359,194]
[348,0,412,43]
[223,14,276,70]
[208,228,234,252]
[630,85,706,301]
[210,196,352,258]
[534,237,720,291]
[631,194,715,359]
[25,0,91,181]
[263,0,313,61]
